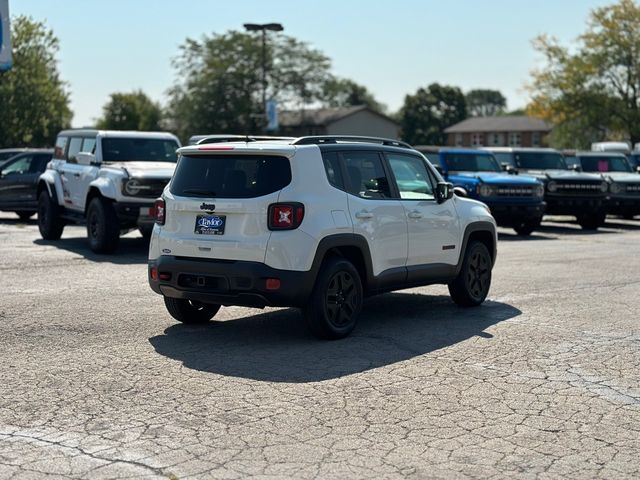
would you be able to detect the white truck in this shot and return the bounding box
[37,129,181,253]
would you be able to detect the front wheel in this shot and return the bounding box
[513,219,540,236]
[163,297,220,324]
[577,211,606,230]
[303,257,363,339]
[87,196,120,253]
[17,211,35,221]
[37,191,64,240]
[448,241,492,307]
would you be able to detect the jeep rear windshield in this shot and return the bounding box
[514,152,566,170]
[442,153,501,172]
[101,138,179,162]
[579,156,632,173]
[170,155,291,198]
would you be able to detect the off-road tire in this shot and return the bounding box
[578,211,606,230]
[303,256,363,340]
[163,297,220,324]
[513,219,540,236]
[37,191,64,240]
[87,196,120,253]
[448,241,492,307]
[17,211,35,221]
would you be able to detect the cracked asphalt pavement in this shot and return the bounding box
[1,212,639,479]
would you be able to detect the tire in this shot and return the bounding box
[448,241,492,307]
[139,225,154,241]
[513,220,539,236]
[86,196,120,253]
[17,211,35,221]
[578,212,606,230]
[37,191,64,240]
[163,297,220,324]
[303,256,363,340]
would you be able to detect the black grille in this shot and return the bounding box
[495,185,535,196]
[626,184,640,194]
[554,182,603,195]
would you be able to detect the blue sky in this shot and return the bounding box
[12,0,609,127]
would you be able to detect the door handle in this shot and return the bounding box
[73,173,81,178]
[408,210,423,219]
[355,210,374,219]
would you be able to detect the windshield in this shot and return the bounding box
[514,152,566,170]
[101,138,179,162]
[442,153,501,172]
[629,154,640,169]
[579,156,632,173]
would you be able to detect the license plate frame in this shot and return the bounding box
[194,214,226,235]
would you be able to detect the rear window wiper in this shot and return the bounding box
[181,188,218,197]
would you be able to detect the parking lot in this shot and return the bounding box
[1,212,639,479]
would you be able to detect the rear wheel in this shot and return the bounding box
[577,211,606,230]
[17,211,35,221]
[303,257,363,340]
[163,297,220,324]
[37,191,64,240]
[448,241,492,307]
[87,196,120,253]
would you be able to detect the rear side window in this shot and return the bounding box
[170,155,291,198]
[341,151,392,199]
[321,151,344,189]
[54,136,68,160]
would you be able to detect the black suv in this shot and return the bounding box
[0,149,53,220]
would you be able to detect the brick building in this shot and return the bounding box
[444,116,552,148]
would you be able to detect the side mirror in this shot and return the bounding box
[501,163,517,175]
[453,186,467,197]
[76,152,98,166]
[436,182,454,204]
[570,164,582,172]
[636,166,640,174]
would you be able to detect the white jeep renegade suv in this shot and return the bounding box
[148,136,497,339]
[37,129,181,253]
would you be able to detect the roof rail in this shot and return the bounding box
[196,135,295,145]
[291,135,412,149]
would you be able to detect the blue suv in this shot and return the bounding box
[418,147,545,235]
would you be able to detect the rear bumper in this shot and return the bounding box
[148,256,315,308]
[487,202,545,226]
[544,195,605,216]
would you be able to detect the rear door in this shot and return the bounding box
[385,152,461,269]
[339,150,408,277]
[158,153,292,262]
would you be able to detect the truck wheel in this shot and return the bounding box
[448,241,492,307]
[163,297,220,324]
[139,225,154,240]
[513,219,540,236]
[303,256,363,340]
[17,211,35,221]
[578,212,606,230]
[87,196,120,253]
[37,191,64,240]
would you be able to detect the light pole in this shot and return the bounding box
[243,22,283,132]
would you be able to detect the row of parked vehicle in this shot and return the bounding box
[1,130,638,338]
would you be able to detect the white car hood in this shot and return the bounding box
[107,161,177,179]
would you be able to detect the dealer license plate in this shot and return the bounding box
[194,214,226,235]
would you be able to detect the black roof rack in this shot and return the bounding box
[291,135,412,149]
[195,135,295,145]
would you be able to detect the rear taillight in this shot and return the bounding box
[268,203,304,230]
[153,198,166,225]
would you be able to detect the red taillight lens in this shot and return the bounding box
[268,203,304,230]
[150,267,158,281]
[153,198,165,225]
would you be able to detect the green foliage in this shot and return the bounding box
[321,78,385,112]
[466,89,506,117]
[399,83,467,145]
[166,31,332,139]
[0,16,72,148]
[96,90,162,131]
[528,0,640,148]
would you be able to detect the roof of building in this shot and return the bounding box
[278,105,398,128]
[444,116,552,134]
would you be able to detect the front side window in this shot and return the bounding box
[514,152,566,170]
[170,155,291,198]
[387,153,435,200]
[341,151,392,199]
[82,138,97,154]
[443,153,502,172]
[579,156,632,173]
[101,138,179,162]
[67,137,83,164]
[2,156,33,176]
[54,136,68,160]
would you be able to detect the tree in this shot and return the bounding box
[466,89,506,116]
[527,0,640,148]
[96,90,162,131]
[166,31,332,139]
[399,83,467,145]
[321,78,385,112]
[0,16,72,148]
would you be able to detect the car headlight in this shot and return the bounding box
[609,182,624,194]
[547,181,558,192]
[600,181,609,193]
[533,183,545,197]
[478,184,494,197]
[123,179,142,196]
